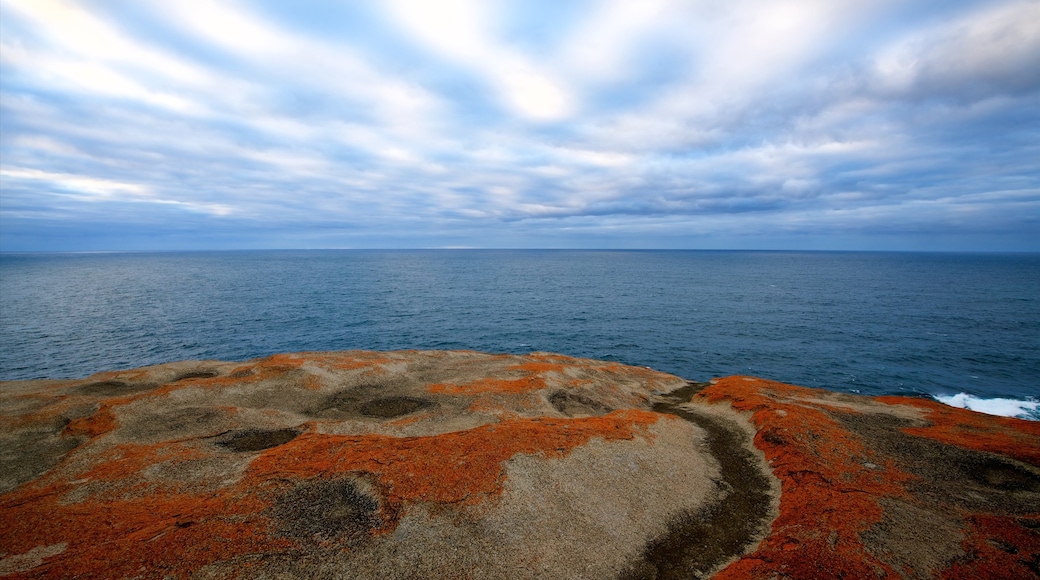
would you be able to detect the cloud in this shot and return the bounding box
[559,0,672,84]
[0,167,234,216]
[3,0,207,84]
[1,167,150,199]
[870,0,1040,101]
[0,0,1037,251]
[1,45,196,112]
[381,0,574,121]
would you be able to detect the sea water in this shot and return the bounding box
[1,250,1037,418]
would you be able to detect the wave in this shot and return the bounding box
[933,393,1040,421]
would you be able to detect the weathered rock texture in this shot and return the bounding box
[696,377,1040,579]
[0,351,1038,579]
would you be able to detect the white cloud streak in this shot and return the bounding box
[0,167,234,215]
[382,0,574,121]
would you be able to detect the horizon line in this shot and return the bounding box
[2,248,1038,255]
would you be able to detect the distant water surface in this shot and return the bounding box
[1,250,1037,417]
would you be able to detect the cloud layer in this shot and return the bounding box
[1,0,1037,250]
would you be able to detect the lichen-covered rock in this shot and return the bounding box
[1,352,1037,579]
[0,351,766,579]
[697,376,1040,580]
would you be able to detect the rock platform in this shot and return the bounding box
[1,351,1038,579]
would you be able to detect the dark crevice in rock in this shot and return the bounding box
[621,382,774,580]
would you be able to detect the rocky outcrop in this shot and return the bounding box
[695,377,1040,579]
[0,351,1037,579]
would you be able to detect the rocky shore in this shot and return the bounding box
[1,351,1037,578]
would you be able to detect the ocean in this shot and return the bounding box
[1,250,1037,418]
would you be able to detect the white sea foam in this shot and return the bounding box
[934,393,1040,420]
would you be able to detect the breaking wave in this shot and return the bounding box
[934,393,1040,421]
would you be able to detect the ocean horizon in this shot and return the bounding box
[2,249,1037,419]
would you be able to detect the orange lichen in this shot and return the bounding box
[310,351,394,371]
[464,393,546,418]
[72,365,272,406]
[467,397,505,414]
[258,353,310,366]
[429,354,624,395]
[63,406,117,439]
[942,515,1040,579]
[705,376,1040,579]
[0,425,293,580]
[590,361,683,392]
[76,442,206,484]
[248,410,660,518]
[388,412,432,427]
[700,377,914,579]
[155,353,391,396]
[515,353,666,384]
[0,397,76,432]
[876,395,1040,465]
[0,481,287,579]
[0,404,659,579]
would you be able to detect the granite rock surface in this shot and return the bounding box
[0,351,1037,579]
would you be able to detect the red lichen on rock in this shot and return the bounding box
[76,442,206,484]
[429,357,574,394]
[464,393,544,416]
[942,514,1040,579]
[0,481,287,579]
[467,396,505,414]
[62,405,117,439]
[0,429,297,580]
[388,412,432,427]
[192,357,305,389]
[0,406,659,578]
[511,354,651,382]
[876,395,1040,465]
[698,377,915,579]
[314,351,394,372]
[0,397,83,432]
[248,409,660,522]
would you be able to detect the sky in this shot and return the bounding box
[0,0,1038,251]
